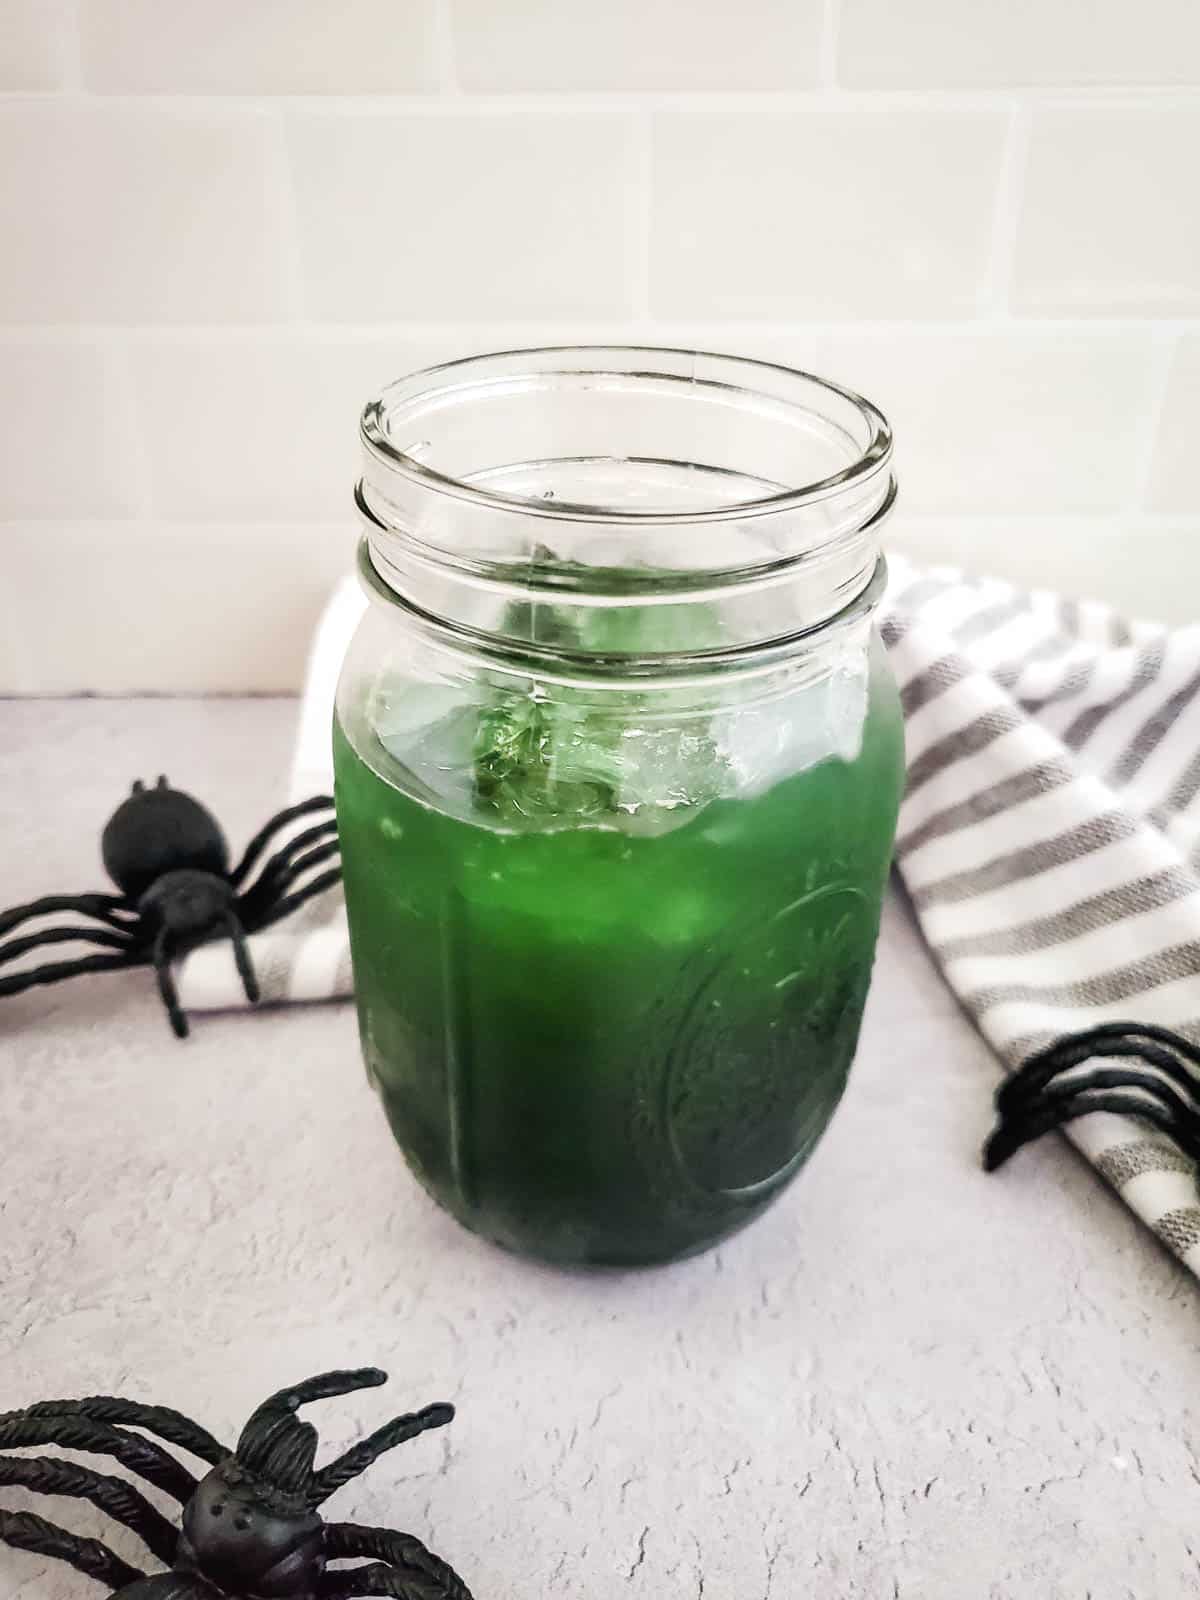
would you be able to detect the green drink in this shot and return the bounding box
[338,345,902,1266]
[334,639,902,1266]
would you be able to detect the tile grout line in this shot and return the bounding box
[6,87,1200,112]
[60,0,84,92]
[4,318,1200,342]
[979,101,1032,316]
[818,0,841,88]
[0,577,34,693]
[628,110,654,326]
[101,332,155,521]
[1125,331,1179,515]
[430,0,460,95]
[269,107,308,324]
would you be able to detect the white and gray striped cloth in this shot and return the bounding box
[182,562,1200,1272]
[178,579,365,1015]
[884,557,1200,1271]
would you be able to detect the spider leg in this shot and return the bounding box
[1063,1020,1200,1064]
[238,836,341,929]
[0,925,135,968]
[0,893,135,939]
[231,796,337,888]
[8,1396,229,1469]
[985,1089,1193,1171]
[0,1413,197,1503]
[985,1069,1200,1171]
[986,1024,1200,1170]
[320,1562,448,1600]
[223,911,261,1004]
[237,1371,408,1499]
[308,1403,454,1507]
[240,840,341,922]
[999,1036,1200,1122]
[242,868,344,939]
[1032,1066,1200,1146]
[325,1522,474,1600]
[272,838,341,890]
[0,951,138,999]
[0,1508,146,1593]
[997,1023,1200,1116]
[235,1370,387,1489]
[244,1369,388,1425]
[152,926,189,1040]
[237,817,339,898]
[0,1455,177,1566]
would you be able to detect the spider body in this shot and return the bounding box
[0,1368,473,1600]
[0,779,341,1039]
[139,871,237,938]
[178,1462,323,1598]
[114,1579,219,1600]
[102,781,231,897]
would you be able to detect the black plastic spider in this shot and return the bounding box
[0,1366,474,1600]
[0,778,340,1039]
[983,1021,1200,1170]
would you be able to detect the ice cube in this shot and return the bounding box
[716,659,867,795]
[376,688,482,815]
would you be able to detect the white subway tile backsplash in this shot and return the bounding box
[1013,106,1200,316]
[450,0,822,91]
[798,330,1157,514]
[1149,336,1200,512]
[0,339,142,517]
[1,1,1198,693]
[0,522,354,694]
[651,110,1008,319]
[648,326,1153,515]
[0,102,292,324]
[0,0,75,89]
[129,334,467,520]
[839,0,1200,86]
[890,515,1200,626]
[82,0,438,94]
[287,113,637,320]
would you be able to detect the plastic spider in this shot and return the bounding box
[0,1366,474,1600]
[0,778,340,1039]
[983,1021,1200,1170]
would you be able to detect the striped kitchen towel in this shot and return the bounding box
[884,556,1200,1270]
[181,560,1200,1271]
[177,578,364,1014]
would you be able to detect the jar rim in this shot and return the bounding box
[356,534,892,687]
[354,471,897,601]
[360,344,892,528]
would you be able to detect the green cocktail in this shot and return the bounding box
[334,642,902,1266]
[338,345,902,1266]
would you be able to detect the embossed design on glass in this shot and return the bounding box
[661,883,874,1196]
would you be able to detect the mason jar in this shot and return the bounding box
[334,347,903,1268]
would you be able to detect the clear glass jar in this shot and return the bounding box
[334,347,902,1267]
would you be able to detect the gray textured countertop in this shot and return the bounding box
[1,699,1198,1600]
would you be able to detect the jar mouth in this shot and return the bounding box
[357,345,896,652]
[361,345,892,532]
